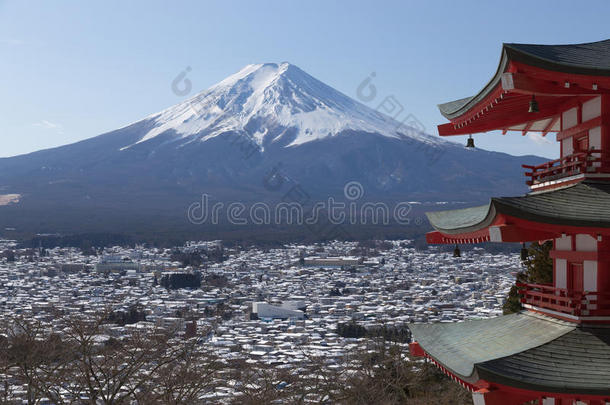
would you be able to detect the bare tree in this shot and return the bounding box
[0,315,81,404]
[135,341,220,404]
[0,312,221,405]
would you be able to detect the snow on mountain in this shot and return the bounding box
[122,62,443,150]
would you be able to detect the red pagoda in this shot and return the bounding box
[409,40,610,404]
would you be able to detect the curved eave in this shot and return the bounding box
[425,182,610,244]
[411,315,610,396]
[438,40,610,121]
[409,312,575,383]
[425,203,495,235]
[438,47,509,120]
[425,203,498,244]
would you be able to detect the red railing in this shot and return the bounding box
[522,149,610,186]
[517,282,610,318]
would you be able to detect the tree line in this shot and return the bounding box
[336,321,412,343]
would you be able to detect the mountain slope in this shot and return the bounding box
[0,63,545,235]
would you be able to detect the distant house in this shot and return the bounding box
[252,302,305,320]
[95,255,140,272]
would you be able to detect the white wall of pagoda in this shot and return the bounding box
[556,235,572,250]
[590,126,602,169]
[555,259,567,289]
[555,234,570,290]
[562,107,578,130]
[560,96,602,160]
[583,96,602,122]
[576,234,597,251]
[553,234,599,292]
[584,261,598,292]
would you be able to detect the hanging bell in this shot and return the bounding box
[528,95,539,113]
[520,243,528,261]
[453,245,461,258]
[466,135,475,148]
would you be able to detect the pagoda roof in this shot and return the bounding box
[437,39,610,136]
[409,312,574,379]
[426,181,610,241]
[439,40,610,120]
[504,40,610,75]
[410,312,610,394]
[477,325,610,395]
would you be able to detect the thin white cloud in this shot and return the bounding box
[33,120,64,134]
[0,39,24,46]
[527,132,552,146]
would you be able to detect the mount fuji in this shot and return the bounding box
[0,63,543,234]
[122,62,441,150]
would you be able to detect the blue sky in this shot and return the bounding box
[1,1,609,159]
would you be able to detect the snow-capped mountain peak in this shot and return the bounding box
[123,62,442,151]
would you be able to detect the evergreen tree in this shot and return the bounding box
[523,241,553,284]
[502,284,523,314]
[2,250,15,262]
[503,241,553,314]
